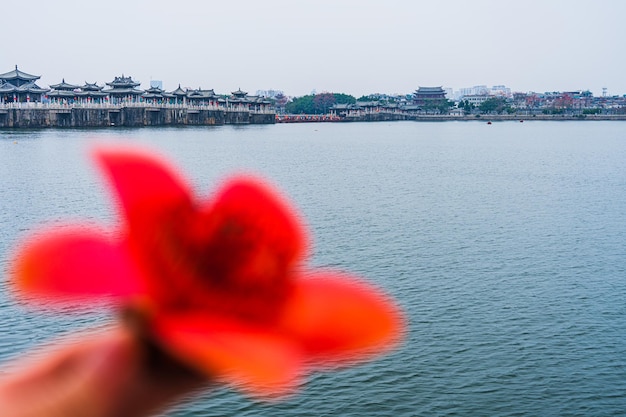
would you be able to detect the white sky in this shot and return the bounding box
[3,0,625,97]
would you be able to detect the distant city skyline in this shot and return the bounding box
[4,1,625,98]
[2,65,621,101]
[3,67,621,101]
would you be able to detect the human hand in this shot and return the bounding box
[0,326,209,417]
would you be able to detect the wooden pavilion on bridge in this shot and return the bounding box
[102,75,143,104]
[0,66,48,103]
[48,80,108,104]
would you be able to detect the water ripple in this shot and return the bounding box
[2,123,626,416]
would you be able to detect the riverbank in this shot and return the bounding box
[277,113,626,123]
[3,106,626,129]
[0,105,274,128]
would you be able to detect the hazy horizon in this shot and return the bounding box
[3,0,625,97]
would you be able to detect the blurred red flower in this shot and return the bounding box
[12,147,404,397]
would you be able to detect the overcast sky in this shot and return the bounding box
[3,0,625,97]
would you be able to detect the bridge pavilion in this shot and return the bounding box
[102,75,143,104]
[0,66,48,103]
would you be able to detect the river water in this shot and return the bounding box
[1,121,625,416]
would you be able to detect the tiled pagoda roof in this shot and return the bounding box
[144,86,165,94]
[0,81,48,94]
[0,65,40,82]
[50,79,80,90]
[170,84,187,96]
[142,86,174,99]
[106,75,140,88]
[82,82,103,91]
[415,86,445,94]
[18,82,49,94]
[103,75,142,95]
[0,82,17,93]
[188,88,217,99]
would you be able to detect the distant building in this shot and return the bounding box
[490,85,511,97]
[256,89,284,99]
[459,85,489,97]
[103,75,143,104]
[47,79,108,104]
[462,95,491,106]
[142,85,174,104]
[169,84,188,105]
[412,86,447,107]
[79,82,108,103]
[229,88,272,113]
[228,88,251,110]
[0,65,48,103]
[47,79,80,102]
[186,87,221,106]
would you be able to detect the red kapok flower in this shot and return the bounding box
[11,147,404,397]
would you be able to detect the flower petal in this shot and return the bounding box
[93,147,192,226]
[279,272,404,366]
[196,177,307,292]
[151,314,303,397]
[12,227,143,301]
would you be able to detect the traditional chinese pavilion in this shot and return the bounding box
[228,88,250,110]
[227,88,271,112]
[231,88,248,100]
[246,95,273,113]
[169,84,188,105]
[47,79,80,102]
[102,75,143,104]
[412,86,447,106]
[78,82,108,103]
[0,66,49,103]
[142,85,175,104]
[48,80,108,104]
[187,88,222,107]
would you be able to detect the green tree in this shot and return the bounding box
[285,95,314,114]
[479,97,508,114]
[333,93,356,105]
[438,99,454,114]
[420,98,452,114]
[286,93,356,114]
[458,100,474,114]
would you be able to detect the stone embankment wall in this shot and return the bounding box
[341,113,626,122]
[0,107,274,128]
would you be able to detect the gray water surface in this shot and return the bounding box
[1,121,625,416]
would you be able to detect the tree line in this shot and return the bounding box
[285,93,602,116]
[285,93,356,114]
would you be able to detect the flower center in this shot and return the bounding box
[136,205,294,323]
